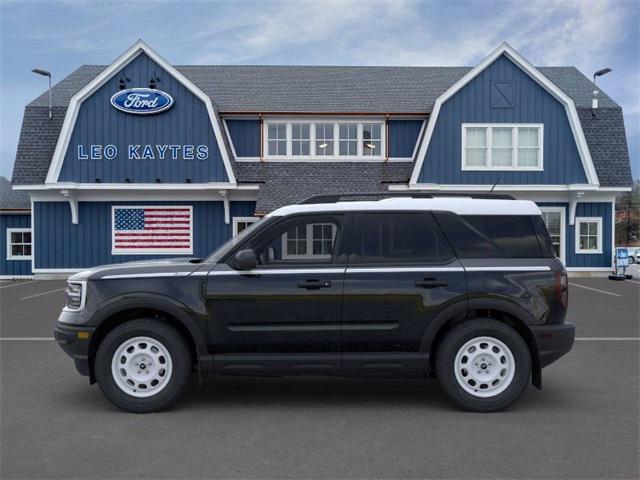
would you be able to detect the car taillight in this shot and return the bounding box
[555,271,568,310]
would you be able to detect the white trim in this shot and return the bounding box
[566,267,613,272]
[464,266,551,272]
[610,202,616,270]
[111,205,193,255]
[27,190,258,203]
[347,266,464,273]
[44,39,236,185]
[410,42,599,186]
[262,118,386,161]
[208,268,346,276]
[395,183,603,192]
[19,182,244,191]
[232,216,259,236]
[31,268,80,274]
[6,228,32,260]
[575,216,603,254]
[0,275,34,280]
[461,123,543,171]
[539,206,566,265]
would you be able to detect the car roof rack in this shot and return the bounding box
[298,192,515,204]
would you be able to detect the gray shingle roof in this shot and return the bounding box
[235,162,414,213]
[14,63,630,191]
[0,176,30,210]
[29,65,619,112]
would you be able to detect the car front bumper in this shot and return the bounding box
[54,323,96,377]
[530,322,576,368]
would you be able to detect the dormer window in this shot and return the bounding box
[264,118,385,160]
[462,124,543,171]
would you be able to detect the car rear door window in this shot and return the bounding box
[434,212,545,258]
[353,213,455,264]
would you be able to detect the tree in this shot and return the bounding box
[616,180,640,246]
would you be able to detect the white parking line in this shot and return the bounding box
[626,279,640,285]
[0,338,55,341]
[20,288,67,300]
[569,283,622,297]
[576,337,640,341]
[0,281,37,290]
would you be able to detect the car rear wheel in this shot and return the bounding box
[435,318,531,412]
[95,319,192,413]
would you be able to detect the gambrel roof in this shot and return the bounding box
[12,42,631,193]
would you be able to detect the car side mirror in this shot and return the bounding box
[232,249,258,270]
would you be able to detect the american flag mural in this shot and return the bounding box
[112,206,193,254]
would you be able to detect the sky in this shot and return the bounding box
[0,0,638,180]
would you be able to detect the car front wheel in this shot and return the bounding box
[435,318,531,412]
[95,319,192,413]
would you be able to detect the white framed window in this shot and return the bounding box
[575,217,602,254]
[539,207,566,264]
[263,118,385,160]
[112,206,193,255]
[267,123,287,156]
[314,123,335,156]
[291,123,311,156]
[232,217,259,236]
[6,228,32,260]
[282,223,337,259]
[462,124,543,171]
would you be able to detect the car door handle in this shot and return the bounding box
[298,279,332,290]
[415,278,448,288]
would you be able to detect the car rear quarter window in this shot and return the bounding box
[353,212,455,264]
[434,213,546,258]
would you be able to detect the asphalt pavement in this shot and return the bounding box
[0,273,638,479]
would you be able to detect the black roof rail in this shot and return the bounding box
[298,192,515,204]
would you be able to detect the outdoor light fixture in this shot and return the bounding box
[118,73,130,90]
[31,68,52,119]
[592,67,612,115]
[149,72,160,89]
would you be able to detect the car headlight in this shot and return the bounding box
[65,282,86,310]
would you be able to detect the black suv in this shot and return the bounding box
[55,193,574,413]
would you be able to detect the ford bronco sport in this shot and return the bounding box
[55,193,574,413]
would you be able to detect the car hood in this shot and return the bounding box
[68,257,204,281]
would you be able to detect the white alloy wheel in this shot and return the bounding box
[453,336,515,398]
[110,336,173,398]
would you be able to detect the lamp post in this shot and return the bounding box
[592,67,612,115]
[31,68,52,119]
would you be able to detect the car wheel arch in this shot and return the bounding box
[87,295,207,383]
[421,297,542,389]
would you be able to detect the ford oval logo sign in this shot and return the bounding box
[110,88,174,115]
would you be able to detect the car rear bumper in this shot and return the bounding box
[530,322,575,368]
[54,323,95,377]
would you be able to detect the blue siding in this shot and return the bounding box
[418,54,588,185]
[1,214,32,276]
[388,120,423,158]
[59,53,229,183]
[34,201,255,269]
[538,202,613,268]
[226,120,260,157]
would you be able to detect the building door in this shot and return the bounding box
[540,207,566,264]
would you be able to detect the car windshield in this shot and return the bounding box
[204,216,271,264]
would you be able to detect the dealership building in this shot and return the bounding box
[2,40,632,278]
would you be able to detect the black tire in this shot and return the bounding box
[95,319,192,413]
[435,318,531,412]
